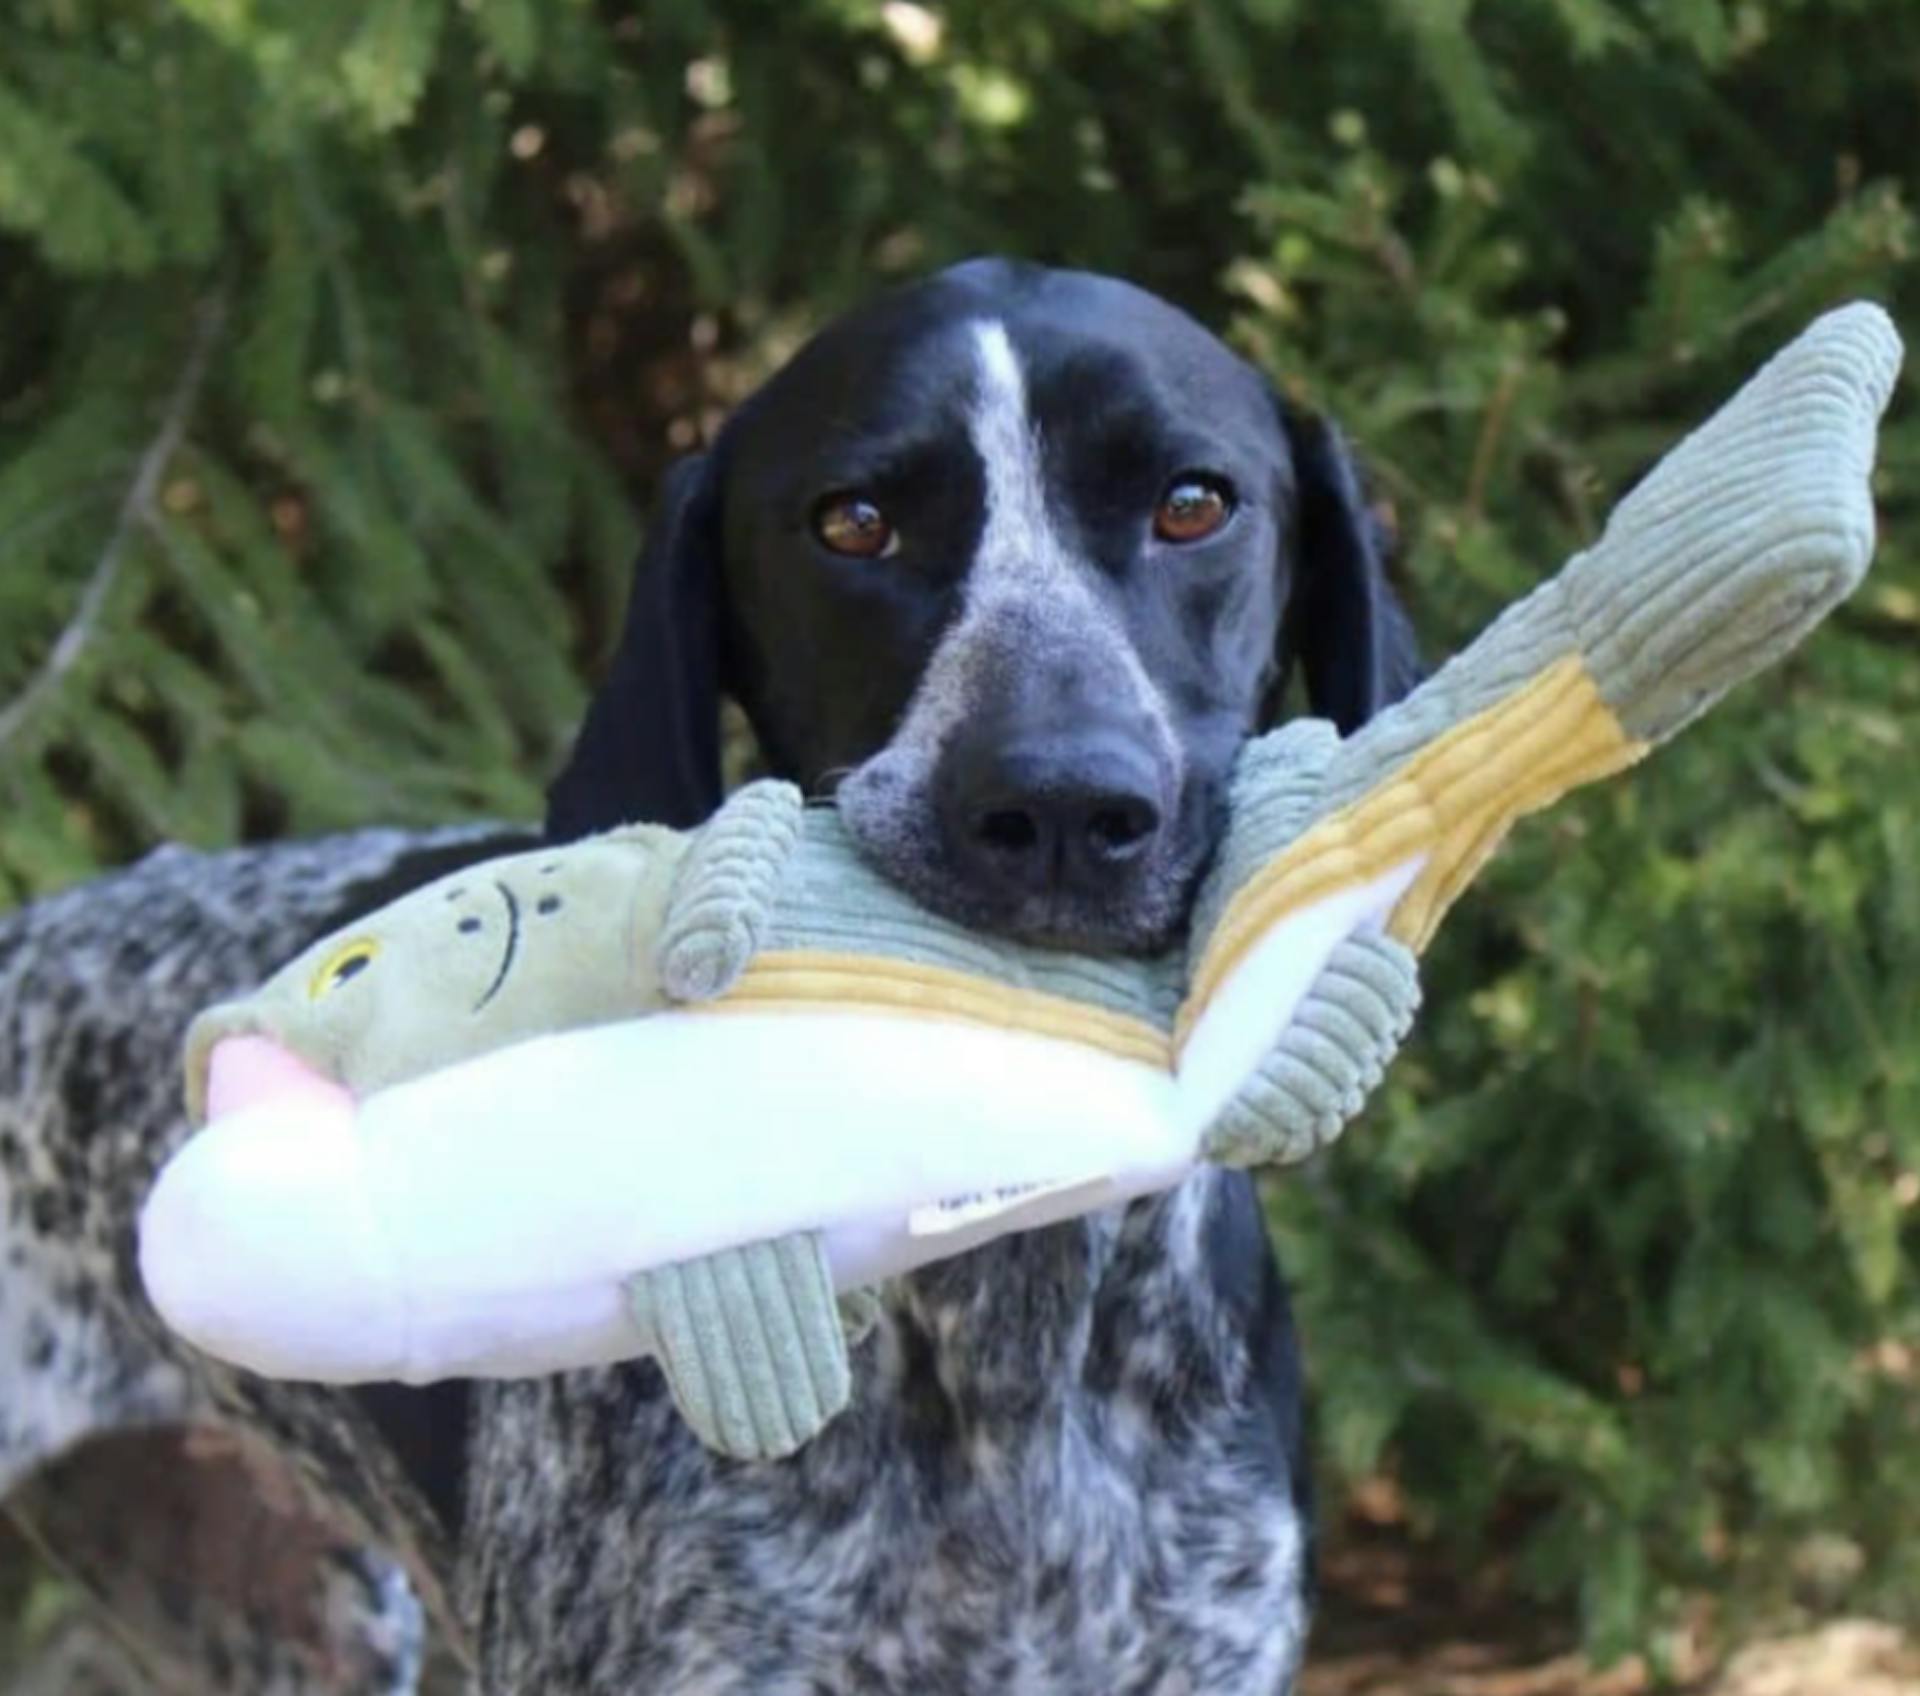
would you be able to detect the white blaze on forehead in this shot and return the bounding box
[968,320,1073,591]
[882,320,1174,757]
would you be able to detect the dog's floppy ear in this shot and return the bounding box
[546,453,728,841]
[1274,402,1423,733]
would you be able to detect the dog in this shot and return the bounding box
[0,258,1420,1694]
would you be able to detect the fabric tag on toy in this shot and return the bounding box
[908,1175,1114,1238]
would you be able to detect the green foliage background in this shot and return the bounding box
[2,0,1917,1668]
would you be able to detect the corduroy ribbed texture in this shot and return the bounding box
[1185,718,1342,987]
[625,1229,852,1461]
[1199,930,1421,1168]
[658,779,807,1001]
[1565,301,1899,742]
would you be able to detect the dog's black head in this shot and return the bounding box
[548,258,1419,950]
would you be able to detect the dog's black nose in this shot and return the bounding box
[942,734,1167,899]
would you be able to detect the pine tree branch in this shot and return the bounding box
[0,289,227,757]
[1463,361,1521,523]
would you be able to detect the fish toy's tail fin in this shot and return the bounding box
[1564,300,1901,744]
[1194,305,1901,982]
[1318,301,1903,821]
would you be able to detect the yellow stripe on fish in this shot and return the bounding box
[705,951,1175,1070]
[1179,656,1646,1046]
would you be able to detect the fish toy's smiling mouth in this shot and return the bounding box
[472,880,522,1012]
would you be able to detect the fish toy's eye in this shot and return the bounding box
[309,937,381,999]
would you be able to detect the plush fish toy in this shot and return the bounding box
[141,304,1902,1462]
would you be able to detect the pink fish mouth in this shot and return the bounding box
[204,1034,355,1123]
[144,1035,392,1382]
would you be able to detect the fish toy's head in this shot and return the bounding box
[183,825,690,1124]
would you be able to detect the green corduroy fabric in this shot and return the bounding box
[625,1230,854,1462]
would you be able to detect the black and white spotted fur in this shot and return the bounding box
[1,259,1421,1694]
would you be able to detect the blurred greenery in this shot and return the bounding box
[1,0,1917,1671]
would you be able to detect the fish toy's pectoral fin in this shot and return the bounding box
[626,1230,854,1461]
[656,779,806,1001]
[1199,930,1422,1169]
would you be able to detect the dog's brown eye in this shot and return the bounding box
[1154,476,1233,544]
[813,493,898,559]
